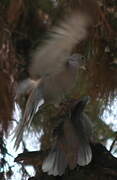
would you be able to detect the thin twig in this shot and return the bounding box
[109,135,117,152]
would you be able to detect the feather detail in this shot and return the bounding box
[42,145,67,176]
[77,142,92,166]
[14,79,44,149]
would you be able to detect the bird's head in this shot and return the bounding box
[66,53,86,70]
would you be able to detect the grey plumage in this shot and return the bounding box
[14,53,86,148]
[42,53,86,104]
[42,97,92,176]
[14,80,44,149]
[14,11,91,148]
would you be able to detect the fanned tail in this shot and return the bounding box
[42,145,67,176]
[77,141,92,166]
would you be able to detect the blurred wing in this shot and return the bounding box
[30,12,90,78]
[14,82,44,149]
[15,78,38,100]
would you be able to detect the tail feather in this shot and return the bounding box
[30,12,91,78]
[42,146,67,176]
[77,142,92,166]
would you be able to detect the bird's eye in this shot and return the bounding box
[81,56,85,60]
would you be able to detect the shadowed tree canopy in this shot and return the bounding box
[0,0,117,179]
